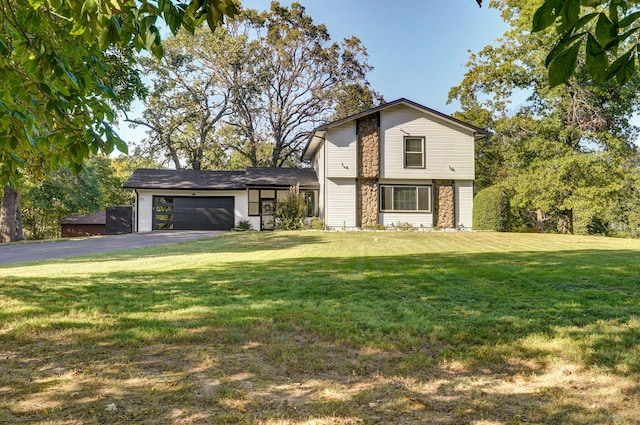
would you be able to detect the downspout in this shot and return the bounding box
[134,189,139,233]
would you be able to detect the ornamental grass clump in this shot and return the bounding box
[274,184,306,230]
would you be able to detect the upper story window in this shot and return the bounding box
[404,137,425,168]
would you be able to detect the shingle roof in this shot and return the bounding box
[245,167,319,188]
[60,210,106,225]
[123,169,247,190]
[123,168,319,190]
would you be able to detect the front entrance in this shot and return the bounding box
[261,199,275,230]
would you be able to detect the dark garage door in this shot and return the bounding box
[153,196,235,230]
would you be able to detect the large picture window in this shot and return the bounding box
[404,137,425,168]
[380,185,431,212]
[248,188,318,217]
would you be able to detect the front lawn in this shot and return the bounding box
[1,232,639,424]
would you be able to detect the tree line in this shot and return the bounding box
[4,0,640,240]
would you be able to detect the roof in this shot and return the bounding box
[302,98,489,161]
[123,169,247,190]
[60,210,106,225]
[245,167,319,188]
[123,167,319,190]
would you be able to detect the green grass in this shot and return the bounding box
[1,231,639,424]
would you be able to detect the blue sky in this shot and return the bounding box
[116,0,509,145]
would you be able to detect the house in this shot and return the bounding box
[123,98,486,232]
[303,98,486,230]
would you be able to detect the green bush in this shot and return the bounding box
[233,219,253,231]
[308,217,325,230]
[274,185,307,230]
[473,185,511,231]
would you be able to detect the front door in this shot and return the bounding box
[261,199,275,230]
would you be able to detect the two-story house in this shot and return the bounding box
[123,98,486,232]
[303,98,486,230]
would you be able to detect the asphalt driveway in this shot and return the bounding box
[0,231,225,266]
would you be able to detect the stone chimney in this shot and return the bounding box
[356,113,380,228]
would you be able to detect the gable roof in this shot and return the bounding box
[302,98,488,161]
[123,168,319,190]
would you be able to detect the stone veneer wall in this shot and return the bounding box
[435,180,455,228]
[357,113,380,227]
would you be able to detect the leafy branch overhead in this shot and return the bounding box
[0,0,237,186]
[532,0,640,86]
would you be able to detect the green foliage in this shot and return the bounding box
[18,155,149,239]
[274,185,307,230]
[0,0,237,186]
[308,217,325,230]
[133,2,377,168]
[473,185,511,231]
[532,0,640,86]
[233,219,253,231]
[452,0,640,235]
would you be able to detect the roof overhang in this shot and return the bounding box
[301,130,327,162]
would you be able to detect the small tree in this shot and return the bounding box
[274,185,306,230]
[473,185,511,231]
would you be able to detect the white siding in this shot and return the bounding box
[135,189,248,232]
[456,181,474,230]
[325,123,357,178]
[311,140,326,221]
[380,105,475,180]
[325,178,356,229]
[379,213,433,229]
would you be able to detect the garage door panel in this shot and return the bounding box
[153,196,234,230]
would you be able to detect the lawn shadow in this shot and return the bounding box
[2,245,640,423]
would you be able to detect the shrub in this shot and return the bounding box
[233,219,253,231]
[473,185,511,231]
[308,217,325,230]
[586,216,609,236]
[274,184,307,230]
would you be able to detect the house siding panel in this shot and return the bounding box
[326,178,356,229]
[456,180,474,229]
[326,123,357,178]
[379,213,433,229]
[136,189,248,232]
[311,140,326,221]
[380,105,475,180]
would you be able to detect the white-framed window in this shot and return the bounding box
[404,137,425,168]
[380,185,431,212]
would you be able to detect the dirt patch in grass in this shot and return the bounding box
[3,327,639,424]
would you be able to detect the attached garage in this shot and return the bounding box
[153,196,235,230]
[123,168,319,232]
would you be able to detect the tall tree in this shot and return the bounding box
[132,2,378,169]
[127,28,232,170]
[0,0,237,242]
[451,0,640,234]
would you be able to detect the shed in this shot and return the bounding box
[60,210,106,237]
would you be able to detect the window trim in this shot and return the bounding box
[380,185,432,213]
[404,136,425,169]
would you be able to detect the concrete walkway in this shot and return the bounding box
[0,231,225,266]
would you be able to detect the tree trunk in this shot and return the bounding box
[15,192,24,241]
[0,185,18,243]
[559,209,574,234]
